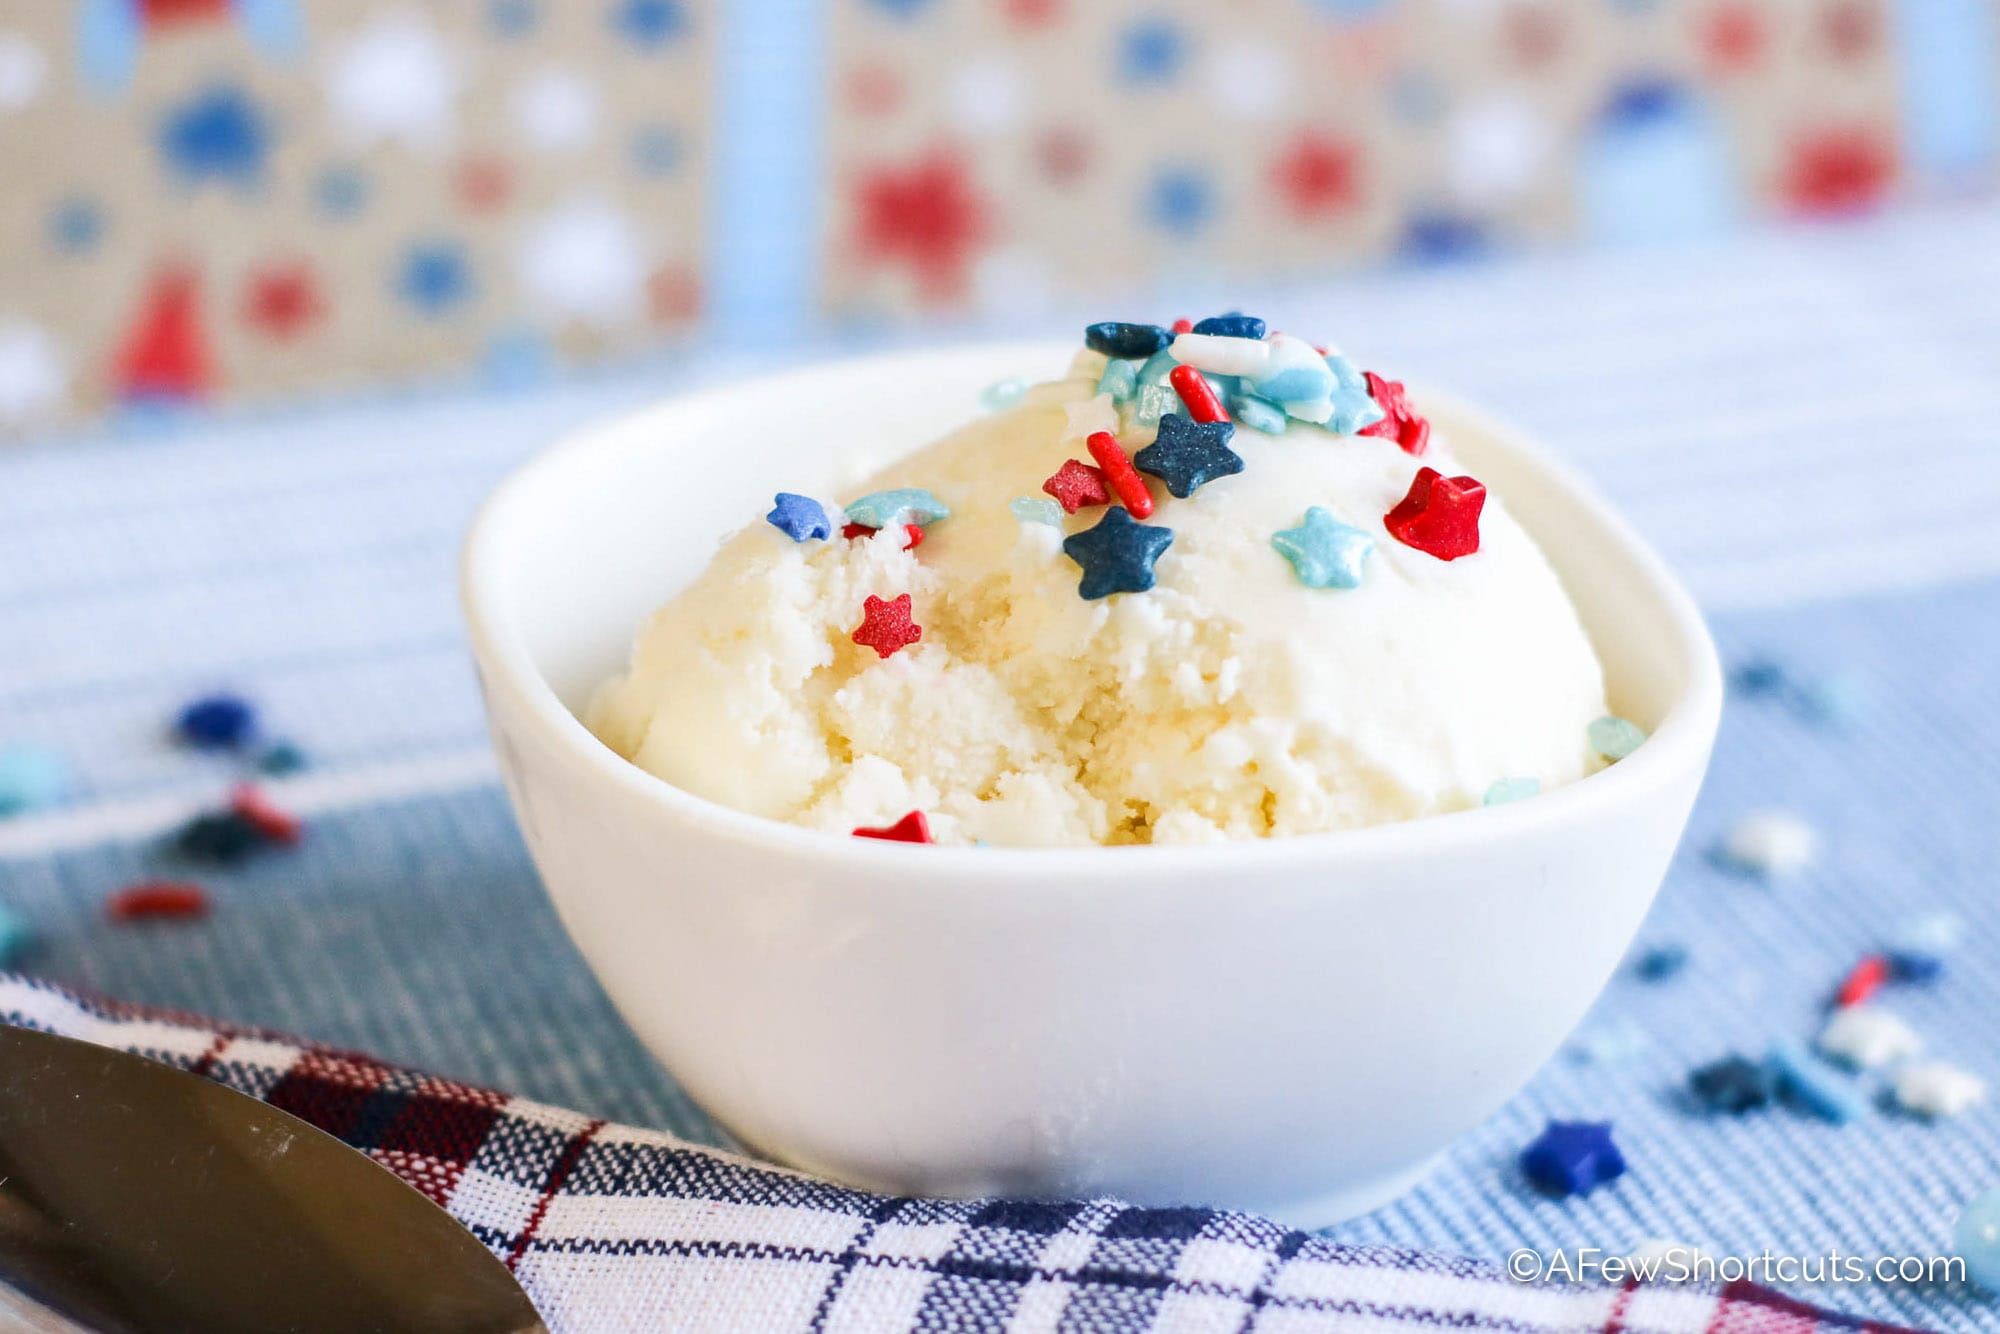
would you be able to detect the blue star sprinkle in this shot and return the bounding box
[1098,358,1139,403]
[1010,497,1063,528]
[1271,507,1373,590]
[1062,508,1174,600]
[1520,1121,1625,1197]
[843,488,949,529]
[1228,389,1287,435]
[1483,777,1539,806]
[1633,943,1688,982]
[1588,715,1647,761]
[159,85,270,191]
[1134,414,1243,498]
[1765,1041,1865,1125]
[1191,313,1265,340]
[1689,1055,1772,1115]
[767,492,831,542]
[1324,353,1386,435]
[176,694,258,750]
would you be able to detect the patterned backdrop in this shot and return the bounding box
[1,0,1997,434]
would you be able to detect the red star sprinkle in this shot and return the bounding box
[1272,132,1361,220]
[243,263,323,340]
[843,521,925,550]
[1385,466,1486,561]
[230,783,302,845]
[852,593,922,658]
[1358,371,1430,456]
[853,810,932,843]
[853,151,989,304]
[1043,458,1111,513]
[1085,431,1154,519]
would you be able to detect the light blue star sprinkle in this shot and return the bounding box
[1484,777,1540,806]
[980,377,1027,412]
[1010,496,1063,527]
[1097,358,1139,404]
[1588,715,1647,761]
[1228,389,1288,435]
[843,488,950,529]
[1271,507,1373,589]
[1324,352,1387,435]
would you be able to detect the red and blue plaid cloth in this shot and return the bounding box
[0,973,1923,1333]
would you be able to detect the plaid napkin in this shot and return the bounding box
[0,974,1920,1334]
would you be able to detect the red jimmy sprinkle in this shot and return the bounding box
[1043,458,1111,513]
[1170,317,1194,334]
[842,521,925,550]
[1084,431,1154,519]
[1385,466,1485,561]
[1359,372,1430,456]
[106,881,211,921]
[853,811,932,843]
[852,593,922,658]
[1168,364,1230,424]
[230,783,302,845]
[1836,955,1890,1008]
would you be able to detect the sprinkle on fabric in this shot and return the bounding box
[256,741,308,776]
[0,743,65,817]
[767,491,832,542]
[842,488,950,530]
[1043,458,1111,513]
[1634,943,1689,982]
[1689,1055,1773,1114]
[0,906,33,968]
[853,810,932,843]
[1097,358,1139,404]
[1358,372,1430,456]
[176,693,257,749]
[1228,389,1288,434]
[1384,466,1484,561]
[1483,777,1539,806]
[106,881,211,921]
[1568,1020,1647,1066]
[175,811,266,864]
[843,521,924,550]
[1168,363,1230,423]
[1520,1121,1625,1197]
[1589,715,1647,761]
[1834,954,1890,1008]
[1271,507,1373,589]
[851,593,922,659]
[1954,1189,2000,1292]
[1888,911,1962,981]
[1718,810,1818,879]
[230,783,303,846]
[1085,431,1154,519]
[1765,1040,1865,1124]
[979,376,1028,412]
[1062,507,1174,600]
[1894,1061,1987,1118]
[1134,414,1243,498]
[1818,1006,1921,1069]
[1084,321,1172,359]
[1324,354,1387,435]
[1010,496,1063,527]
[1191,312,1265,339]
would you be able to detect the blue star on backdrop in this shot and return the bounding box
[1119,19,1186,85]
[1146,167,1214,236]
[613,0,688,47]
[48,198,103,254]
[159,85,270,192]
[398,242,475,316]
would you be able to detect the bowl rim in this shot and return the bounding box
[461,340,1724,876]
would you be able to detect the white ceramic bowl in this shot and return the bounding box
[461,341,1723,1225]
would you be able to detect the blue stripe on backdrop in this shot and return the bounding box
[2,577,1997,1328]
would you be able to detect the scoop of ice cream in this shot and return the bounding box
[589,341,1609,847]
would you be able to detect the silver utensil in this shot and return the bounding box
[0,1025,546,1333]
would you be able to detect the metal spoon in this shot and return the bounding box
[0,1025,546,1333]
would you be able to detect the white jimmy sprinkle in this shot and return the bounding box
[1893,1060,1986,1118]
[1817,1006,1922,1070]
[1720,810,1819,878]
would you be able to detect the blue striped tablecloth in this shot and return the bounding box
[4,204,2000,1329]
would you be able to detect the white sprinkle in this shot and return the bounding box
[1720,810,1819,879]
[1060,393,1118,443]
[1817,1007,1922,1070]
[1893,1060,1986,1118]
[1169,332,1271,378]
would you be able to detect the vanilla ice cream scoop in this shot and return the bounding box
[589,326,1610,847]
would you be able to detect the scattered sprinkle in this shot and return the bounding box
[1834,954,1891,1008]
[1384,466,1484,561]
[0,744,65,818]
[767,491,832,543]
[1717,810,1818,879]
[1132,378,1179,428]
[230,783,303,846]
[1633,943,1689,982]
[256,741,308,776]
[1168,363,1230,423]
[1085,431,1155,519]
[1062,393,1120,442]
[1568,1020,1647,1066]
[1271,506,1373,589]
[175,693,258,750]
[1689,1055,1773,1114]
[979,376,1028,412]
[106,881,211,922]
[1358,372,1430,456]
[853,810,932,843]
[1888,911,1963,981]
[1134,414,1243,498]
[1169,317,1194,334]
[1043,458,1111,513]
[1520,1120,1625,1197]
[1010,496,1064,527]
[843,521,924,550]
[1097,358,1139,403]
[1589,716,1647,761]
[1731,660,1788,696]
[1227,389,1288,434]
[851,593,922,659]
[1083,321,1173,359]
[1818,1005,1921,1069]
[175,811,265,864]
[0,906,33,968]
[1483,777,1540,806]
[1797,672,1863,726]
[1191,312,1265,339]
[1893,1060,1986,1118]
[1765,1040,1865,1124]
[1062,507,1174,600]
[1324,354,1386,435]
[842,488,950,530]
[1953,1189,2000,1292]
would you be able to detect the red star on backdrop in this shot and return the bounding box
[1703,4,1764,72]
[1005,0,1061,26]
[140,0,228,25]
[456,158,511,212]
[1785,128,1895,215]
[847,65,900,117]
[851,152,988,304]
[1505,4,1562,68]
[114,265,212,400]
[648,265,701,323]
[1272,133,1362,220]
[1037,129,1090,187]
[1822,1,1877,61]
[243,263,323,340]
